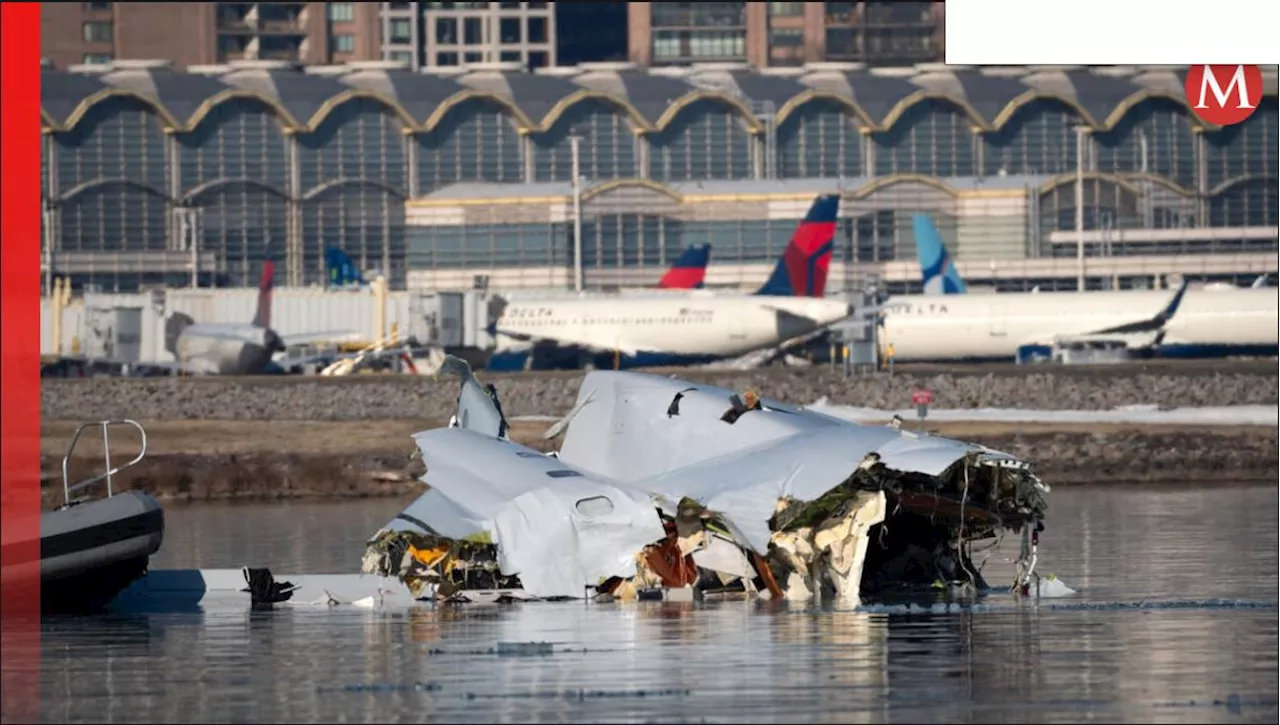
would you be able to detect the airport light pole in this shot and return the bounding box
[569,134,584,293]
[42,199,53,296]
[1074,125,1087,292]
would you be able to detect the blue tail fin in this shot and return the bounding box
[912,214,967,295]
[325,247,364,289]
[754,194,840,297]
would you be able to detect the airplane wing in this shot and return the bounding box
[1020,279,1190,351]
[278,330,362,347]
[493,324,641,358]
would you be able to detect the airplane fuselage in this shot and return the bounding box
[175,323,283,375]
[880,288,1279,362]
[490,295,853,370]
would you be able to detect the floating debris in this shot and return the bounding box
[363,356,1063,608]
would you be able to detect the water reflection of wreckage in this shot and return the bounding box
[363,357,1052,607]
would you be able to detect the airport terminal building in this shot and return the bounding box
[39,59,1279,295]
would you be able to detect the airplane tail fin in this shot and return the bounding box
[439,354,509,439]
[164,312,195,356]
[754,194,840,297]
[325,247,364,289]
[252,261,275,329]
[657,244,711,289]
[912,214,967,295]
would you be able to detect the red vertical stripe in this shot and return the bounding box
[0,2,43,721]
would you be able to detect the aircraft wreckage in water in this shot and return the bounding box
[363,357,1055,607]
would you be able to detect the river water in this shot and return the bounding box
[33,484,1280,723]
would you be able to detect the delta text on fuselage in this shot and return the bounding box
[881,301,951,316]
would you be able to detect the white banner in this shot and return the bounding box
[945,0,1280,66]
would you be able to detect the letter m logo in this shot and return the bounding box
[1184,65,1263,126]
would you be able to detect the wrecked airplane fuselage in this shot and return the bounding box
[365,359,1051,606]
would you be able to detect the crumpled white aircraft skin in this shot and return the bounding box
[388,361,1044,600]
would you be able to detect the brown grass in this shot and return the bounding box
[40,417,1277,509]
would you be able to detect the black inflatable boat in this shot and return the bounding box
[41,420,165,614]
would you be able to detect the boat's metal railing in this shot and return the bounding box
[61,419,148,506]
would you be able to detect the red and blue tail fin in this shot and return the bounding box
[252,261,275,329]
[657,244,711,289]
[754,194,840,297]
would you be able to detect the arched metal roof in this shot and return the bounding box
[216,62,354,128]
[41,66,109,128]
[337,65,467,125]
[40,61,1279,135]
[409,170,1216,208]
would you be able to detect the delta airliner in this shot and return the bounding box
[881,215,1279,362]
[487,195,851,371]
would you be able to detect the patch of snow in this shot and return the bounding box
[807,399,1279,427]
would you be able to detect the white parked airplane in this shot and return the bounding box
[161,261,360,375]
[880,215,1280,363]
[486,195,853,371]
[879,282,1192,363]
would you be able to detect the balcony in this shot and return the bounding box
[258,18,306,34]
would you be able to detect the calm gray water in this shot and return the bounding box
[34,485,1280,724]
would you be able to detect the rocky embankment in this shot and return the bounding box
[40,365,1279,421]
[41,365,1279,505]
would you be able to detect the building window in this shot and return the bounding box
[528,50,548,68]
[652,2,745,29]
[500,17,521,44]
[500,50,521,62]
[82,53,112,65]
[528,16,547,43]
[218,34,249,58]
[389,50,413,64]
[500,1,521,8]
[653,29,745,61]
[527,1,547,8]
[464,51,484,63]
[390,18,412,43]
[769,27,804,66]
[464,17,483,44]
[825,27,862,59]
[436,18,457,43]
[82,20,113,43]
[332,34,355,53]
[83,2,111,11]
[437,51,459,66]
[327,2,354,22]
[865,1,932,24]
[769,27,803,46]
[768,2,804,17]
[825,1,857,24]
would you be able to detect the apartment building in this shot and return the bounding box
[627,1,945,68]
[379,2,559,70]
[40,2,381,69]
